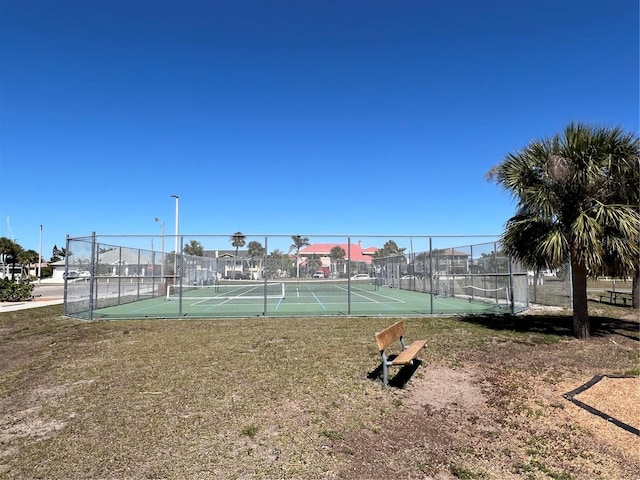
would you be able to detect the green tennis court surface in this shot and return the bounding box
[90,280,508,319]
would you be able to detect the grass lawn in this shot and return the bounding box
[1,302,638,479]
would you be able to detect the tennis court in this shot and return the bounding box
[63,233,530,320]
[88,279,510,319]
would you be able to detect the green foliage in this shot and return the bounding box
[247,241,265,264]
[320,430,343,441]
[489,123,639,276]
[240,424,259,438]
[265,249,293,278]
[230,232,246,250]
[0,237,24,281]
[289,235,310,277]
[289,235,310,253]
[329,245,346,275]
[0,278,34,302]
[183,240,204,256]
[449,462,484,479]
[374,239,406,258]
[306,254,322,274]
[488,123,640,337]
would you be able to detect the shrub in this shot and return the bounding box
[0,278,35,302]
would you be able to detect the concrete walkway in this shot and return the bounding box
[0,298,64,312]
[0,281,64,312]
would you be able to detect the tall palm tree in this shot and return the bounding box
[289,235,310,278]
[18,249,39,279]
[247,241,265,277]
[230,232,246,279]
[374,240,406,258]
[488,123,639,338]
[0,237,23,281]
[183,240,204,257]
[329,245,346,277]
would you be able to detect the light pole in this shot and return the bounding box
[171,195,179,280]
[38,224,43,284]
[154,218,165,278]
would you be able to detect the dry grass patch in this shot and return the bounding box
[0,304,638,479]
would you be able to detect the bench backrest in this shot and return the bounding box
[375,320,406,351]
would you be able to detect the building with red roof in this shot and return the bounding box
[298,240,379,277]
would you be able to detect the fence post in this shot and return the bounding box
[508,257,515,313]
[178,236,184,318]
[347,236,351,315]
[88,232,96,320]
[263,236,268,316]
[429,237,434,314]
[63,235,70,316]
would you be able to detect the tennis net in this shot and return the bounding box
[167,282,286,301]
[461,284,510,304]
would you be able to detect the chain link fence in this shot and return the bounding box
[61,234,570,320]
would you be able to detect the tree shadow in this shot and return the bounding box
[590,316,640,341]
[458,313,639,341]
[367,356,423,389]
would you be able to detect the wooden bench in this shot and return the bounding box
[374,320,427,385]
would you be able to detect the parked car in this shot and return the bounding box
[223,272,251,280]
[312,271,325,279]
[351,273,371,280]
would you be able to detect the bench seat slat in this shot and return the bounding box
[392,339,427,365]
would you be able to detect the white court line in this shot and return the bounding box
[334,285,405,304]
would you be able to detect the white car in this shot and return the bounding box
[312,271,325,279]
[351,274,371,280]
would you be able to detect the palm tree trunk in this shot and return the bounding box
[633,270,639,309]
[571,258,591,339]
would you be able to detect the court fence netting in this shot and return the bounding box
[61,233,567,320]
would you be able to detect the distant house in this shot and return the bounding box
[51,248,155,280]
[26,261,48,278]
[203,249,252,279]
[298,241,379,276]
[430,248,471,275]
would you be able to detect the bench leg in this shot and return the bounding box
[382,362,389,385]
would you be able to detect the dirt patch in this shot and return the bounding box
[338,333,640,479]
[403,366,486,411]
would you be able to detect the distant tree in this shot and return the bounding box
[475,251,505,274]
[230,232,246,279]
[183,240,204,257]
[329,245,346,277]
[374,240,406,258]
[18,249,39,278]
[487,122,639,338]
[52,244,67,261]
[266,249,293,278]
[247,241,266,274]
[289,235,310,278]
[0,237,23,280]
[306,254,322,276]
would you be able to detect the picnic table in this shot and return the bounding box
[603,290,633,306]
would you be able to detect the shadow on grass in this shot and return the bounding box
[367,356,423,389]
[457,313,639,341]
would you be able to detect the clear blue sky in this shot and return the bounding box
[1,0,638,257]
